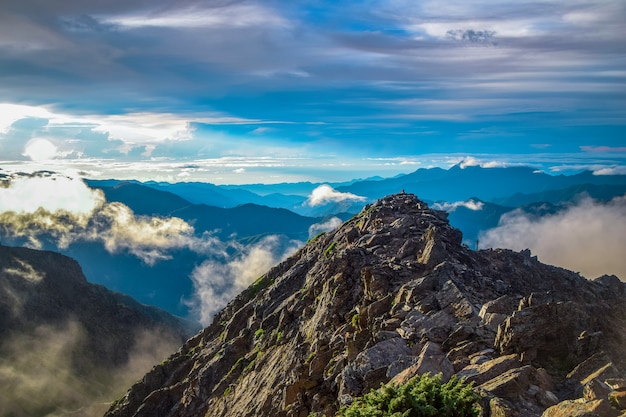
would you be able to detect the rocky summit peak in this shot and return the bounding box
[105,193,626,417]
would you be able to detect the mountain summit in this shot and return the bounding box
[105,193,626,417]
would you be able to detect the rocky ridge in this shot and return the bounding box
[105,193,626,417]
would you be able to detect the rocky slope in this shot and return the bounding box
[0,245,199,417]
[105,193,626,417]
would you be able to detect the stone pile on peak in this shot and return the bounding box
[105,193,626,417]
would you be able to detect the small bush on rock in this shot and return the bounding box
[336,373,480,417]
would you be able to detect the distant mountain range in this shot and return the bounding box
[91,164,626,211]
[89,164,626,246]
[1,165,624,321]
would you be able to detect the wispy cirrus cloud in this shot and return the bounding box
[581,146,626,153]
[104,3,289,29]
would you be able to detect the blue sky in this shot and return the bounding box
[1,0,625,183]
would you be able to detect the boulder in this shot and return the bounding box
[457,354,521,386]
[390,342,454,385]
[480,365,535,400]
[567,352,622,393]
[436,280,477,319]
[495,301,592,369]
[488,396,517,417]
[606,380,626,391]
[480,295,521,332]
[340,337,411,396]
[542,399,621,417]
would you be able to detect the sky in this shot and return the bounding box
[1,0,625,184]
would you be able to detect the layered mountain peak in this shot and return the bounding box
[105,193,626,417]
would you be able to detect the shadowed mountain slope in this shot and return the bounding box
[0,245,199,416]
[105,193,626,417]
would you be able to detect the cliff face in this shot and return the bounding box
[0,245,198,417]
[105,193,626,417]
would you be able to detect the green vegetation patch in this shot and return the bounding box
[337,373,480,417]
[324,241,337,257]
[309,231,326,243]
[250,274,275,296]
[351,313,359,329]
[224,357,246,381]
[254,328,264,340]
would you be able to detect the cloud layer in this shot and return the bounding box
[308,217,343,238]
[189,235,301,325]
[0,321,180,417]
[480,194,626,280]
[0,173,217,264]
[0,172,103,214]
[0,172,308,323]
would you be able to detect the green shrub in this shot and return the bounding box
[337,373,480,417]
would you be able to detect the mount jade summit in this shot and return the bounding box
[105,193,626,417]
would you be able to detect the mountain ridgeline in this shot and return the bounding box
[105,194,626,417]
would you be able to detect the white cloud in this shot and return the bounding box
[479,194,626,280]
[106,3,289,29]
[0,173,221,264]
[0,173,104,215]
[84,202,209,265]
[23,138,60,161]
[593,166,626,176]
[188,235,301,325]
[308,217,343,238]
[432,199,484,212]
[458,156,481,168]
[0,103,276,154]
[457,156,511,169]
[306,184,366,207]
[0,103,54,134]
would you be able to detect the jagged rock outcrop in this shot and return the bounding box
[104,193,626,417]
[0,245,198,416]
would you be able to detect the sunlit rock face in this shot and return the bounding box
[105,193,626,417]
